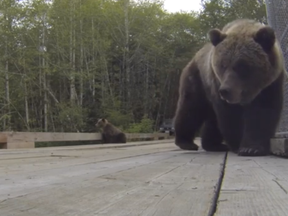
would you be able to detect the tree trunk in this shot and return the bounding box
[4,7,11,131]
[80,18,84,107]
[42,13,48,132]
[70,0,77,105]
[5,53,10,130]
[145,61,149,115]
[91,18,96,101]
[124,0,130,111]
[24,63,30,131]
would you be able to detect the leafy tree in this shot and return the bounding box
[0,0,269,133]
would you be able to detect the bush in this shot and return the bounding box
[126,115,154,133]
[57,103,87,132]
[99,99,133,130]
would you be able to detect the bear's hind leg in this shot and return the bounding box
[201,109,229,152]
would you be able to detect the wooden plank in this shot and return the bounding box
[0,132,169,143]
[6,142,35,149]
[0,133,7,143]
[270,138,288,157]
[126,133,152,139]
[125,133,169,140]
[215,153,288,216]
[0,142,176,178]
[0,141,225,216]
[0,143,177,199]
[0,139,173,156]
[3,132,103,143]
[93,152,225,216]
[0,133,7,149]
[0,140,175,179]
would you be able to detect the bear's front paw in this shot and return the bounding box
[175,142,199,151]
[238,146,269,156]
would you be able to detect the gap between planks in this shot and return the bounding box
[207,151,228,216]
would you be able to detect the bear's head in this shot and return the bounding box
[209,24,279,104]
[95,118,108,128]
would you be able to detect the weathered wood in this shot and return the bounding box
[6,142,35,149]
[0,132,172,149]
[0,133,7,148]
[126,132,171,140]
[5,131,103,142]
[270,138,288,157]
[0,140,171,156]
[0,133,7,143]
[215,153,288,216]
[0,141,225,216]
[0,140,175,175]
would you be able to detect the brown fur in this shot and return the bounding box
[174,19,286,156]
[95,119,126,144]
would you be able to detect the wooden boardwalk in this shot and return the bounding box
[0,139,288,216]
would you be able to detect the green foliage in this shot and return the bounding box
[104,109,133,131]
[0,0,269,132]
[199,0,267,36]
[57,103,87,132]
[126,115,154,133]
[100,99,133,130]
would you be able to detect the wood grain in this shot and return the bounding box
[5,131,102,142]
[215,153,288,216]
[0,141,225,216]
[0,141,175,178]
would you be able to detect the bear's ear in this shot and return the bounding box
[101,118,106,122]
[254,26,276,52]
[208,29,227,46]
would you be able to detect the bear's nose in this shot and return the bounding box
[219,88,230,99]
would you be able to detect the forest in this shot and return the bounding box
[0,0,267,133]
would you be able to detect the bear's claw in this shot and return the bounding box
[238,146,269,156]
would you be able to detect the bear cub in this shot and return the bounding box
[95,118,127,144]
[174,19,286,156]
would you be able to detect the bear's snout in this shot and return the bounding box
[219,86,242,104]
[219,87,231,100]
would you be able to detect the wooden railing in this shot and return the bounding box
[0,132,173,149]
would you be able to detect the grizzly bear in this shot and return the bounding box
[95,118,127,144]
[174,19,286,156]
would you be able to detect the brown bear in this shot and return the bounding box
[95,118,127,144]
[173,19,286,156]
